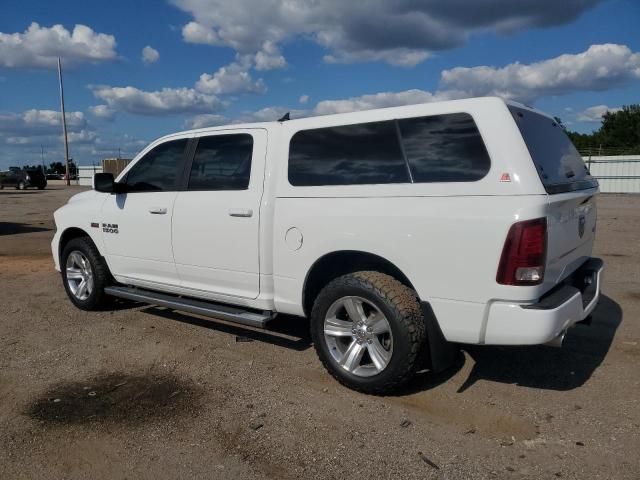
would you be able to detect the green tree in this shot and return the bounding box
[599,105,640,151]
[48,162,65,175]
[22,164,43,171]
[567,104,640,155]
[48,160,77,175]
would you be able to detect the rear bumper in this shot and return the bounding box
[484,258,603,345]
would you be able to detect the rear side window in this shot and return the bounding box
[509,106,598,194]
[288,113,490,186]
[288,121,409,186]
[188,134,253,190]
[398,113,490,182]
[125,139,188,192]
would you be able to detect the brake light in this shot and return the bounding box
[497,218,546,285]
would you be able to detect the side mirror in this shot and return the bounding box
[93,173,115,193]
[94,173,128,193]
[94,173,114,192]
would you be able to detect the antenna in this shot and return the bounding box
[278,112,290,122]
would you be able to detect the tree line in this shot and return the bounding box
[21,161,78,175]
[564,104,640,156]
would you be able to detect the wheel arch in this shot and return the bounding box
[58,227,99,263]
[302,250,418,317]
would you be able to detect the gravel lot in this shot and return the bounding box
[1,186,638,479]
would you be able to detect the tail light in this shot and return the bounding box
[497,218,546,285]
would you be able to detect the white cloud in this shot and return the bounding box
[67,129,98,144]
[226,42,640,128]
[0,22,117,69]
[440,43,640,103]
[170,0,601,67]
[0,111,151,169]
[0,109,96,166]
[0,109,87,136]
[279,45,640,117]
[240,106,294,122]
[6,137,30,145]
[324,49,431,68]
[576,104,622,122]
[141,45,160,65]
[89,104,115,120]
[185,114,228,129]
[254,41,286,70]
[91,85,224,116]
[312,89,444,115]
[234,89,442,123]
[92,133,148,158]
[181,21,221,45]
[195,58,266,94]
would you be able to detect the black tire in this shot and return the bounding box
[310,271,426,394]
[61,236,110,310]
[37,185,45,190]
[17,181,25,190]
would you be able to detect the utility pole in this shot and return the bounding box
[41,145,46,173]
[57,57,70,186]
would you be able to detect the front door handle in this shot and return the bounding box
[148,206,167,215]
[228,208,253,218]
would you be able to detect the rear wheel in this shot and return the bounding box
[310,271,426,394]
[61,237,110,310]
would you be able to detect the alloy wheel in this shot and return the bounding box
[65,251,94,301]
[323,296,393,377]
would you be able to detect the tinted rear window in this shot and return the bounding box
[288,113,490,187]
[288,121,409,186]
[398,113,490,182]
[509,106,598,194]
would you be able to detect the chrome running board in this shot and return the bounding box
[104,286,274,328]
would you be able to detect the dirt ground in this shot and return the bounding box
[0,186,638,479]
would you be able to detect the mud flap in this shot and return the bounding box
[420,302,458,373]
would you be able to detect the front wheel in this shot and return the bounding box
[310,271,426,394]
[61,237,110,310]
[17,181,25,190]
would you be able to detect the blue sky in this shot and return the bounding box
[0,0,638,169]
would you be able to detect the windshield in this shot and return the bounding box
[509,106,598,194]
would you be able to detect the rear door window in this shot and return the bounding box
[509,106,598,194]
[188,134,253,191]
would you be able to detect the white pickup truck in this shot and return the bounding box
[52,97,603,393]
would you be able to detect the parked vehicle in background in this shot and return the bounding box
[0,167,47,190]
[51,97,603,393]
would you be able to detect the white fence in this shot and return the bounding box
[77,165,103,187]
[583,155,640,194]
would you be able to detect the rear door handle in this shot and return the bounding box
[228,208,253,218]
[148,207,167,215]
